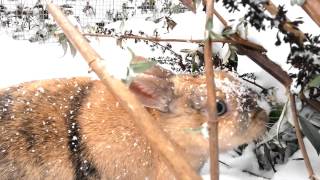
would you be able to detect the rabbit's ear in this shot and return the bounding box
[129,75,174,112]
[142,65,173,79]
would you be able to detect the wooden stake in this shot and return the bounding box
[46,2,201,180]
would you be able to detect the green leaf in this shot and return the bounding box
[130,61,156,73]
[223,47,231,64]
[209,31,223,40]
[299,116,320,155]
[229,45,237,61]
[61,40,68,57]
[127,47,155,74]
[291,0,306,6]
[58,33,66,43]
[127,47,135,62]
[120,19,125,32]
[222,27,235,36]
[67,40,77,57]
[308,75,320,88]
[222,45,237,63]
[205,18,213,31]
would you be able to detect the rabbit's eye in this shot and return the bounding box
[216,100,227,116]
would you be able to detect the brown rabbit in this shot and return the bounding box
[0,65,268,180]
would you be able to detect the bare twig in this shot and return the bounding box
[83,33,266,52]
[301,0,320,27]
[289,93,315,180]
[141,39,183,61]
[219,161,271,180]
[46,2,201,180]
[240,77,269,93]
[204,0,219,180]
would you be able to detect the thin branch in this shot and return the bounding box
[240,77,269,93]
[82,33,266,52]
[213,8,228,27]
[46,2,201,180]
[219,161,271,180]
[289,93,315,180]
[242,170,271,179]
[204,0,219,180]
[301,0,320,27]
[211,8,267,53]
[148,39,183,60]
[300,91,320,112]
[236,46,292,88]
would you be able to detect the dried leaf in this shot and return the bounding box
[179,0,197,13]
[60,39,68,57]
[222,27,235,36]
[116,38,123,48]
[209,31,223,40]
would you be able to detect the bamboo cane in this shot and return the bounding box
[46,2,201,180]
[204,0,219,180]
[302,0,320,27]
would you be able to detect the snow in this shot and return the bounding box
[0,0,319,179]
[272,139,320,180]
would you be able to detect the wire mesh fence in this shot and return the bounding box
[0,0,188,41]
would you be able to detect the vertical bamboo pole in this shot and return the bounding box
[212,3,316,179]
[289,93,315,180]
[46,2,201,180]
[204,0,219,179]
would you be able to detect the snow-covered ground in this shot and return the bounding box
[0,1,319,179]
